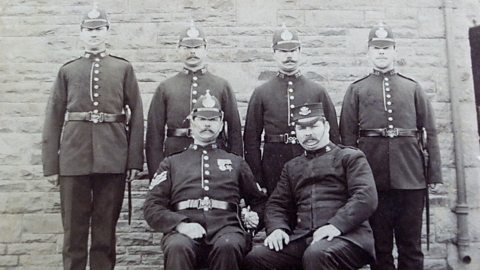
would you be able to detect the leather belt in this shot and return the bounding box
[265,134,298,144]
[359,128,419,138]
[167,128,191,137]
[66,111,126,123]
[173,197,237,212]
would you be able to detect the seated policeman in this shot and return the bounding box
[143,90,266,270]
[243,103,378,270]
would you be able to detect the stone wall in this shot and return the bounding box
[1,0,479,269]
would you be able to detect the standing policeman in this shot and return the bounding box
[41,4,144,270]
[146,22,243,178]
[144,92,266,270]
[340,23,442,270]
[244,25,340,194]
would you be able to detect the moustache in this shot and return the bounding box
[200,129,214,133]
[283,60,297,64]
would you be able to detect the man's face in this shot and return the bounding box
[368,44,396,71]
[273,48,301,73]
[80,26,108,51]
[190,115,223,144]
[178,45,207,69]
[295,118,330,151]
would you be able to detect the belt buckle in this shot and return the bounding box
[384,128,398,138]
[197,197,212,211]
[283,133,297,144]
[88,111,104,124]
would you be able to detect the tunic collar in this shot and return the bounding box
[277,70,302,79]
[372,69,396,76]
[190,143,218,151]
[84,50,108,59]
[304,143,335,159]
[183,66,208,75]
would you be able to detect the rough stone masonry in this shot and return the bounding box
[0,0,480,269]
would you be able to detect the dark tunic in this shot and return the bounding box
[265,144,377,259]
[244,72,340,193]
[42,53,144,176]
[146,68,243,178]
[144,144,266,244]
[339,71,442,190]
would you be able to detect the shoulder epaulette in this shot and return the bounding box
[337,144,359,151]
[397,73,417,83]
[62,57,81,67]
[109,54,130,62]
[352,74,371,84]
[167,147,188,157]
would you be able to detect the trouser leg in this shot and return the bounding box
[303,238,370,270]
[395,189,425,270]
[89,174,126,270]
[161,233,199,270]
[243,238,306,270]
[209,232,247,270]
[370,191,396,270]
[59,175,92,270]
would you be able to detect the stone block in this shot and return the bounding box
[7,243,57,255]
[126,246,163,256]
[277,10,305,26]
[140,254,164,265]
[22,214,62,234]
[424,258,448,270]
[18,254,62,267]
[0,255,18,267]
[115,254,142,265]
[117,233,152,246]
[418,8,446,38]
[0,193,44,214]
[0,215,22,243]
[21,234,56,244]
[305,10,364,28]
[236,0,277,26]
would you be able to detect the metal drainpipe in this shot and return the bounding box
[443,0,471,264]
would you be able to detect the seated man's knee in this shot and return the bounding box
[212,234,246,255]
[303,242,335,265]
[163,233,196,257]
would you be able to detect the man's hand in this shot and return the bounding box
[311,224,341,245]
[428,183,442,193]
[46,174,58,186]
[264,229,289,251]
[242,206,259,229]
[126,169,140,182]
[175,222,206,240]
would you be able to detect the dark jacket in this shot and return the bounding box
[42,53,144,176]
[146,68,243,178]
[340,71,442,191]
[144,144,266,244]
[243,72,340,191]
[265,144,377,260]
